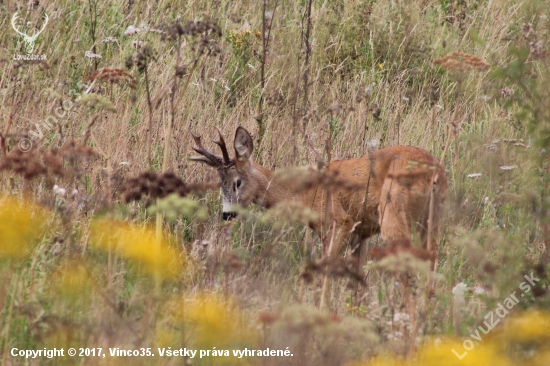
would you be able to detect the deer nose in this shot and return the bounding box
[222,212,238,221]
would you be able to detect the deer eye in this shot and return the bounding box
[233,180,242,192]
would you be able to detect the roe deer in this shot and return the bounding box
[190,127,448,308]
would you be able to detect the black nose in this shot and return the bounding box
[222,212,238,221]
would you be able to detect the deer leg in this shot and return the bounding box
[378,178,412,245]
[419,180,443,270]
[320,218,355,310]
[320,221,337,310]
[379,177,440,267]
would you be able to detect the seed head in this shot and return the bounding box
[434,51,489,72]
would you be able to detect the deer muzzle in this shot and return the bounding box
[222,211,238,221]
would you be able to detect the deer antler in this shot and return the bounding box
[213,127,232,165]
[35,13,49,37]
[11,12,26,38]
[190,134,223,166]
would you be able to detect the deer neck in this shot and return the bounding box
[251,162,296,209]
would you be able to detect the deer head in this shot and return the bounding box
[190,127,258,220]
[11,11,49,55]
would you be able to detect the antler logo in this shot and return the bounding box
[11,11,49,55]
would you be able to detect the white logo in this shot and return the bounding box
[11,11,48,56]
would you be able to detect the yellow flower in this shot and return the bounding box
[502,311,550,342]
[0,196,48,259]
[168,293,257,349]
[90,219,183,280]
[416,337,511,366]
[346,358,408,366]
[377,63,384,69]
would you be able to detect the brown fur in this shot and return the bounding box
[234,144,447,260]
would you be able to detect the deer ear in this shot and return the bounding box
[234,127,253,161]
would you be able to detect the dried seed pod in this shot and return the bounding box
[86,67,137,89]
[434,51,489,72]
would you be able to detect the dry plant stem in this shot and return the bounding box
[291,60,302,163]
[426,171,438,295]
[353,168,373,307]
[301,0,313,131]
[291,79,300,163]
[155,36,182,291]
[453,78,463,168]
[449,242,456,333]
[1,104,19,157]
[396,110,401,145]
[83,115,99,145]
[319,121,334,310]
[95,135,115,301]
[319,188,334,310]
[440,122,455,166]
[1,269,19,365]
[543,161,550,266]
[161,51,203,172]
[161,34,183,174]
[257,0,280,145]
[156,37,202,288]
[543,221,550,266]
[298,227,313,303]
[405,273,418,357]
[431,105,436,152]
[320,219,336,310]
[144,66,153,169]
[107,237,113,297]
[326,112,334,163]
[259,0,267,115]
[88,0,99,71]
[298,277,305,303]
[1,71,19,157]
[427,95,472,276]
[427,174,436,254]
[56,103,64,147]
[107,124,113,208]
[439,101,483,167]
[425,281,438,333]
[437,82,473,326]
[291,0,313,163]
